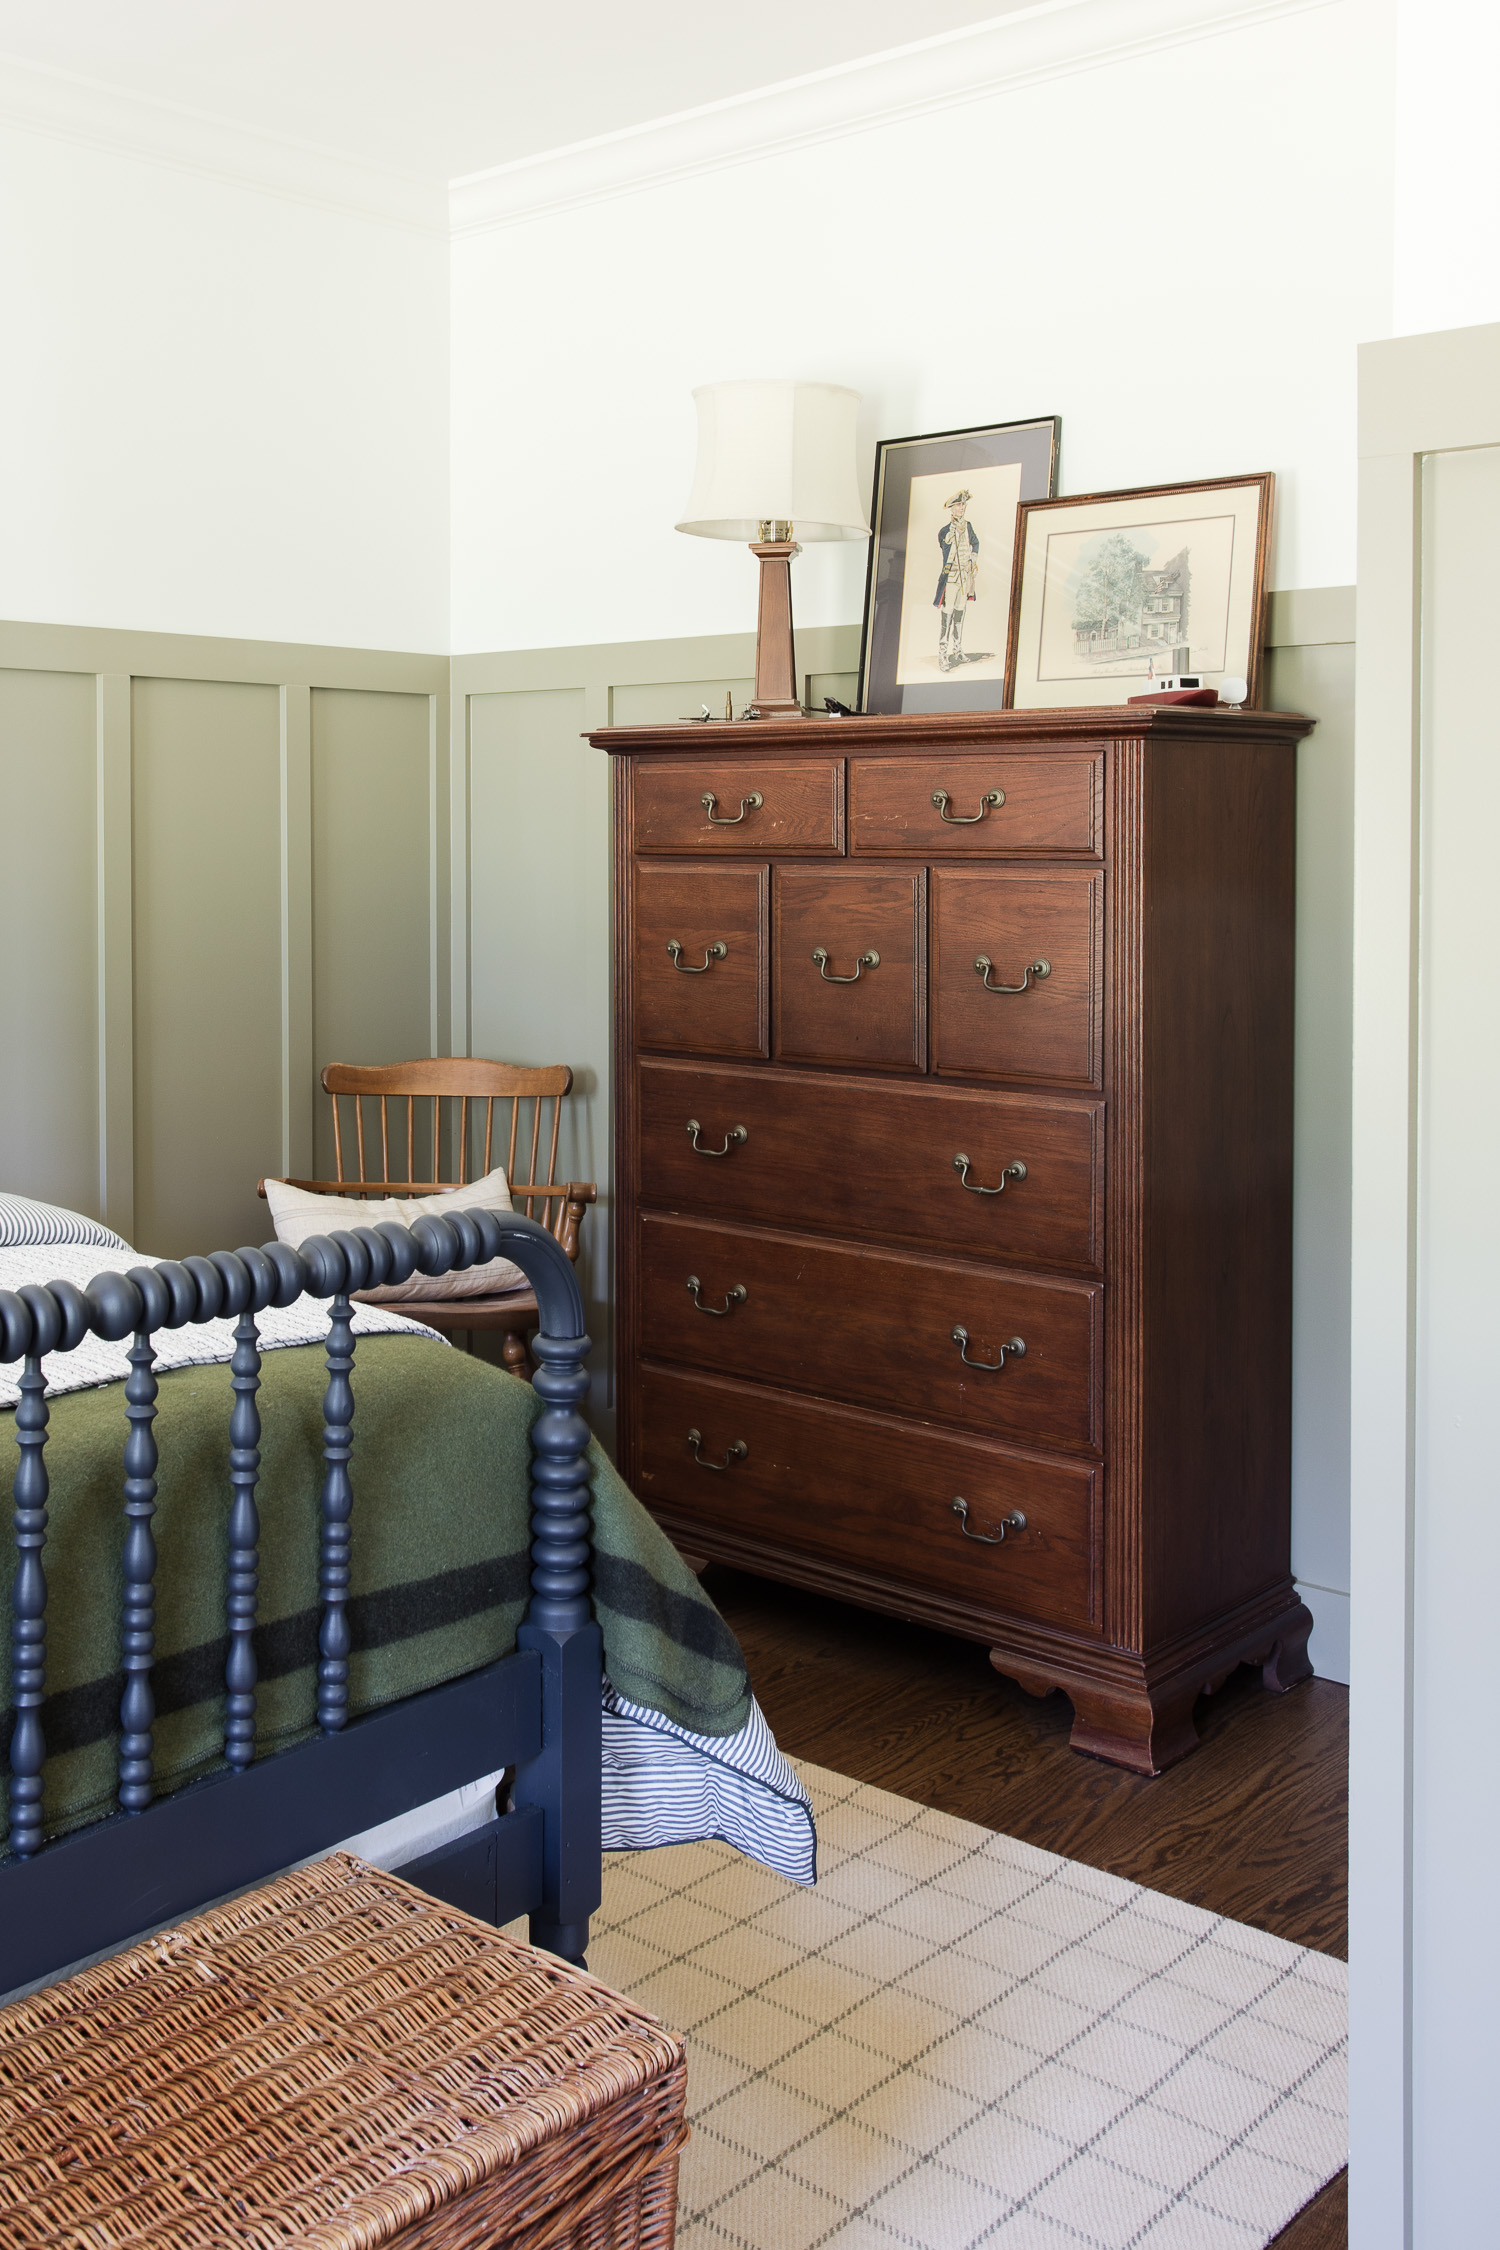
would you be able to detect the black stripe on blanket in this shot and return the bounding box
[2,1556,529,1768]
[593,1553,744,1673]
[1,1550,742,1767]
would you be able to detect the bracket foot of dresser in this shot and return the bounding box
[990,1592,1317,1775]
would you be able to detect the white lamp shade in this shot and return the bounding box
[676,380,869,542]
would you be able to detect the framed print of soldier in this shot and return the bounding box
[856,415,1060,714]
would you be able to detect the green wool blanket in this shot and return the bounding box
[1,1336,749,1851]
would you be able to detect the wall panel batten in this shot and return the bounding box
[96,672,134,1244]
[280,684,314,1181]
[450,690,472,1060]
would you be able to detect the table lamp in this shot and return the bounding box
[676,380,868,717]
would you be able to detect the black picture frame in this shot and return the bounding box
[856,416,1060,714]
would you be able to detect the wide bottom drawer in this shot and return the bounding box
[634,1363,1100,1635]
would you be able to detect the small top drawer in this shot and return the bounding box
[633,862,768,1060]
[633,759,844,853]
[849,752,1102,856]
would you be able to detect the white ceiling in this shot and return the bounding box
[0,1,1032,182]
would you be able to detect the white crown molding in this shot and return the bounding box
[0,49,446,235]
[451,0,1335,236]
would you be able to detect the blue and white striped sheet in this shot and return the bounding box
[603,1682,816,1885]
[353,1693,817,1894]
[0,1194,130,1253]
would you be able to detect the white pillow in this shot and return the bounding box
[261,1168,527,1302]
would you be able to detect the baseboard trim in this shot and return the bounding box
[1297,1580,1350,1684]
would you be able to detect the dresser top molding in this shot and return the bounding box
[588,707,1313,755]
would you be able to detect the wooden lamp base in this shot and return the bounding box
[749,540,805,717]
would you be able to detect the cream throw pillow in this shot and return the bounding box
[262,1168,527,1302]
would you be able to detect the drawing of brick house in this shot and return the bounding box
[1069,537,1194,664]
[1140,548,1191,650]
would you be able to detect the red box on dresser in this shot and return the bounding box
[593,707,1315,1773]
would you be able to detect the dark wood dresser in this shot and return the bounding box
[594,707,1315,1772]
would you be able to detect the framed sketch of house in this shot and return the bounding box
[856,416,1060,714]
[1005,473,1274,709]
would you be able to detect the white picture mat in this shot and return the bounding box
[1011,482,1266,709]
[895,460,1022,688]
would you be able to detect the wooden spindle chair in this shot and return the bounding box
[262,1059,595,1380]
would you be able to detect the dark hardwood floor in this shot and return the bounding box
[706,1565,1348,2250]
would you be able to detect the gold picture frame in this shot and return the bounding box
[1004,472,1274,709]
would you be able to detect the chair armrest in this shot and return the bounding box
[549,1184,596,1265]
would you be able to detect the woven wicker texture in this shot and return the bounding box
[0,1853,687,2250]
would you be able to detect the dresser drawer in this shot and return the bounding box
[637,1213,1100,1453]
[933,867,1103,1089]
[636,1058,1103,1273]
[633,862,768,1059]
[849,752,1103,857]
[632,758,844,853]
[634,1364,1099,1635]
[773,866,926,1074]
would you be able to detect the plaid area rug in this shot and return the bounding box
[586,1760,1347,2250]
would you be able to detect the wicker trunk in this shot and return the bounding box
[0,1852,686,2249]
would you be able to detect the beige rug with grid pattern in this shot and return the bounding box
[585,1760,1347,2250]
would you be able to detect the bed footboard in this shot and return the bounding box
[0,1206,600,1991]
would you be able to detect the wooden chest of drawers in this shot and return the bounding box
[595,708,1316,1772]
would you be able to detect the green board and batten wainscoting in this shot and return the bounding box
[0,625,449,1275]
[1,598,1351,1644]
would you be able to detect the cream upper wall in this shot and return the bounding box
[0,121,450,650]
[1394,0,1500,337]
[3,0,1490,656]
[450,0,1392,653]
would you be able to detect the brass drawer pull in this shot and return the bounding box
[667,940,728,973]
[932,787,1005,825]
[812,947,880,983]
[686,1275,747,1316]
[974,954,1050,995]
[954,1155,1027,1196]
[952,1497,1027,1544]
[686,1118,748,1156]
[702,790,763,825]
[951,1326,1026,1372]
[687,1428,748,1470]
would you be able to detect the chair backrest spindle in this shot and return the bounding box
[527,1100,543,1220]
[546,1097,562,1209]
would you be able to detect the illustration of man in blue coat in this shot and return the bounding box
[934,488,981,671]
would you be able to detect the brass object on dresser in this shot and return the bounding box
[594,708,1316,1774]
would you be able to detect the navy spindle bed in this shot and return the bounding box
[0,1204,602,1993]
